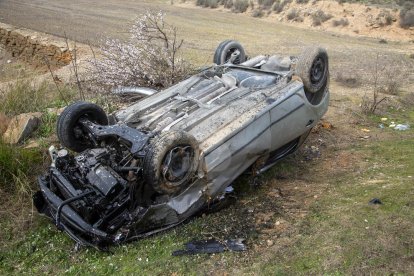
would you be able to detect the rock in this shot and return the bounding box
[24,140,40,149]
[46,107,65,116]
[266,240,274,246]
[3,112,42,144]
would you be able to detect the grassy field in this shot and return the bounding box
[1,106,413,274]
[1,0,414,274]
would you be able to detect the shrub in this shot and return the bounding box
[296,0,309,3]
[196,0,219,8]
[222,0,234,8]
[272,0,291,13]
[311,10,333,26]
[334,72,361,88]
[232,0,249,13]
[377,10,394,26]
[332,18,349,27]
[252,9,265,17]
[400,2,414,28]
[88,11,193,90]
[361,53,411,113]
[287,9,303,21]
[258,0,275,8]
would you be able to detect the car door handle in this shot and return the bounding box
[306,119,314,127]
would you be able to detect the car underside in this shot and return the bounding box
[34,40,330,249]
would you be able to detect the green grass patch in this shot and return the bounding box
[0,79,77,117]
[256,138,414,274]
[0,139,43,193]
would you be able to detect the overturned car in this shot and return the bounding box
[34,40,330,248]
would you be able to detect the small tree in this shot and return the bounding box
[89,11,192,90]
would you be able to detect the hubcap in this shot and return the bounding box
[161,146,194,185]
[310,57,325,84]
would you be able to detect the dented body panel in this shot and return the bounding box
[34,53,329,248]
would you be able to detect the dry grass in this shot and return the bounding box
[0,80,75,117]
[400,1,414,28]
[311,9,333,26]
[0,112,10,135]
[287,8,303,21]
[332,17,349,26]
[334,71,361,88]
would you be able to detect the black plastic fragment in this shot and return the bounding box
[172,239,246,256]
[369,198,383,205]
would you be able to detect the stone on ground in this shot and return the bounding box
[3,112,42,144]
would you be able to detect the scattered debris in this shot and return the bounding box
[394,124,410,131]
[361,128,370,132]
[321,121,334,129]
[303,145,321,160]
[378,123,385,129]
[389,121,396,128]
[369,198,383,205]
[381,117,388,122]
[172,239,246,256]
[266,239,274,247]
[2,112,42,144]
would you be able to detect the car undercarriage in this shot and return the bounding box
[34,40,330,249]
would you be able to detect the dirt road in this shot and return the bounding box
[0,0,412,63]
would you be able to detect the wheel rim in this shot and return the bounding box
[161,146,194,185]
[225,48,241,64]
[310,57,325,85]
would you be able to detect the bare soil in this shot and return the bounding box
[178,0,414,42]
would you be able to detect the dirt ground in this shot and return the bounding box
[177,0,414,42]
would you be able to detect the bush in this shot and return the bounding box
[332,18,349,27]
[361,54,411,114]
[377,10,394,26]
[287,9,303,21]
[272,0,291,13]
[258,0,275,8]
[88,11,193,89]
[252,8,265,17]
[232,0,249,12]
[222,0,234,8]
[400,2,414,28]
[196,0,219,8]
[334,72,361,88]
[296,0,309,3]
[311,10,333,26]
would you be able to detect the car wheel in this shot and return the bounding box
[143,131,199,195]
[57,101,108,152]
[295,46,329,94]
[213,40,246,65]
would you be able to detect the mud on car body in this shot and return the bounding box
[34,40,330,248]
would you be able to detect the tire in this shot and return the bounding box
[213,40,246,65]
[295,46,329,94]
[57,101,108,152]
[143,131,199,195]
